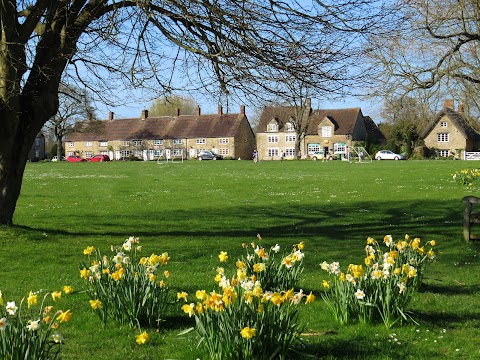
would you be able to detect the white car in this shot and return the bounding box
[375,150,405,160]
[51,156,66,162]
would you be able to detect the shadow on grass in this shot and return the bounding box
[413,309,480,328]
[419,282,480,295]
[12,198,465,244]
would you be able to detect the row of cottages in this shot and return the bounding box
[255,100,385,160]
[63,106,256,160]
[422,99,480,158]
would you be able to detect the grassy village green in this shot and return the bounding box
[1,159,479,359]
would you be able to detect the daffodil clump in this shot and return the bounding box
[321,234,437,328]
[0,289,72,359]
[452,168,480,187]
[179,240,313,360]
[80,237,171,327]
[239,236,305,291]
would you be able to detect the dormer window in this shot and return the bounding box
[268,123,278,132]
[286,122,295,131]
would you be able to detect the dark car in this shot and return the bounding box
[198,150,223,160]
[67,156,87,162]
[89,154,110,162]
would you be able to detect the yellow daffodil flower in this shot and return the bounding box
[218,251,228,262]
[56,310,72,323]
[27,291,38,308]
[240,326,256,339]
[305,291,315,304]
[89,299,102,309]
[135,331,149,345]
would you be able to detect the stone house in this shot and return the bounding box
[422,99,480,158]
[63,106,255,160]
[255,100,385,160]
[28,132,46,161]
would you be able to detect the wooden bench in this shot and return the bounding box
[462,196,480,241]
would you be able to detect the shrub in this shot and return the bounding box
[0,290,72,360]
[321,234,436,328]
[80,237,171,328]
[179,240,312,360]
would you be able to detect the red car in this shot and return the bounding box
[88,154,110,162]
[67,156,86,162]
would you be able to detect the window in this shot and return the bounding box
[121,141,129,146]
[438,150,449,157]
[85,151,93,158]
[173,139,182,145]
[267,135,279,143]
[154,139,163,145]
[286,122,295,131]
[437,133,449,142]
[68,142,75,148]
[196,138,206,144]
[100,151,108,156]
[154,149,163,157]
[285,135,296,142]
[35,138,41,146]
[173,149,183,156]
[85,142,92,147]
[218,148,229,155]
[268,122,278,132]
[307,143,320,154]
[321,126,332,137]
[285,148,295,156]
[99,141,108,147]
[133,140,142,146]
[267,148,279,157]
[334,143,346,154]
[67,151,75,156]
[219,138,229,144]
[121,150,130,158]
[440,121,447,128]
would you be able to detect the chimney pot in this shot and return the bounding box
[109,111,114,121]
[141,109,148,120]
[196,106,201,116]
[443,99,454,110]
[240,105,245,115]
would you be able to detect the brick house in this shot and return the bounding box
[63,106,255,160]
[28,132,46,161]
[422,99,480,158]
[255,101,385,160]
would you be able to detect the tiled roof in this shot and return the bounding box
[421,107,480,140]
[64,113,247,141]
[364,116,386,141]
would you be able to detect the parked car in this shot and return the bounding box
[310,151,333,161]
[198,150,223,160]
[51,156,66,162]
[67,155,87,162]
[375,150,406,160]
[89,154,110,162]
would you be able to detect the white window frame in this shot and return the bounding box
[68,142,75,148]
[153,139,164,145]
[173,149,183,156]
[308,143,320,154]
[267,148,279,157]
[285,148,295,157]
[437,133,449,142]
[438,150,449,157]
[286,122,295,132]
[121,141,129,146]
[133,140,143,147]
[267,135,279,143]
[268,123,278,132]
[285,135,296,142]
[321,126,332,137]
[334,143,346,154]
[99,141,108,147]
[219,138,229,144]
[85,141,93,147]
[154,149,163,157]
[196,138,206,144]
[440,121,447,128]
[85,151,93,158]
[173,139,182,145]
[218,148,229,155]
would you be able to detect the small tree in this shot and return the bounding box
[149,95,196,117]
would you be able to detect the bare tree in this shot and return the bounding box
[149,95,196,116]
[366,0,480,114]
[0,0,389,225]
[45,85,96,160]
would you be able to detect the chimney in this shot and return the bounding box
[176,108,180,116]
[141,109,148,120]
[108,111,114,121]
[218,106,223,115]
[306,98,312,109]
[196,105,201,116]
[458,102,465,113]
[240,105,245,115]
[443,99,454,110]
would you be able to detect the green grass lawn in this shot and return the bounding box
[1,159,479,359]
